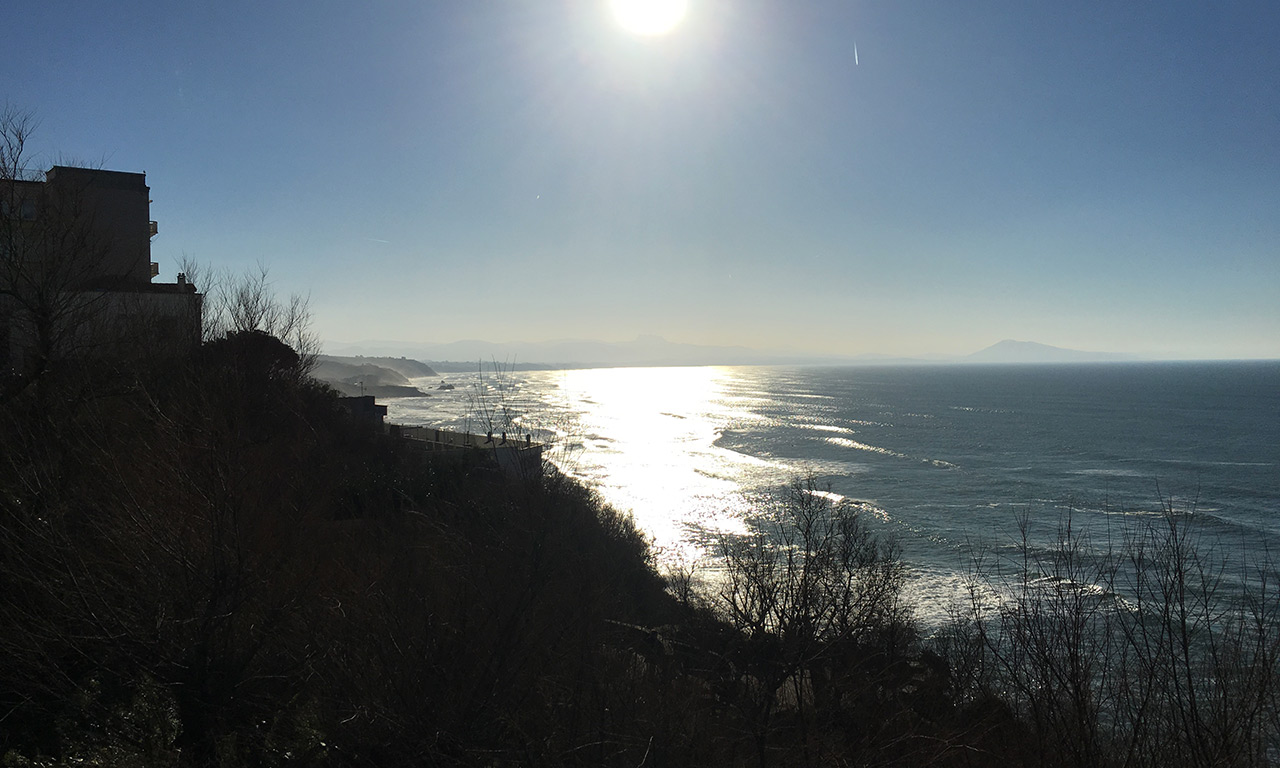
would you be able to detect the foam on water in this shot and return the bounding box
[824,436,912,459]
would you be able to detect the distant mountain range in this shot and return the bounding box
[964,340,1137,364]
[321,336,1138,369]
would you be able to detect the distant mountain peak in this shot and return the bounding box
[967,340,1135,364]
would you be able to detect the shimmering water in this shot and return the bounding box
[388,361,1280,620]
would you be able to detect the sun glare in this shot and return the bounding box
[610,0,688,36]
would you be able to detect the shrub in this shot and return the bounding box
[707,476,915,766]
[941,506,1280,768]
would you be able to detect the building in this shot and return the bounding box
[337,395,389,427]
[1,166,201,375]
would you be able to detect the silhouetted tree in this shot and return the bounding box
[942,505,1280,768]
[194,261,320,375]
[711,477,913,767]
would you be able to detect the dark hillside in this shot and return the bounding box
[0,330,715,765]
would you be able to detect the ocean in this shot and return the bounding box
[387,361,1280,622]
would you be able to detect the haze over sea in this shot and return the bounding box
[388,361,1280,622]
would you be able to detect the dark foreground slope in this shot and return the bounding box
[0,333,667,766]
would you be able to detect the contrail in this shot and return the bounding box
[854,41,859,66]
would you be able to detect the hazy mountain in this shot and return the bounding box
[965,340,1136,364]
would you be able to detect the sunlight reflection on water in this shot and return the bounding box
[386,366,798,561]
[533,366,775,557]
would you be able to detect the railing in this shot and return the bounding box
[397,425,540,451]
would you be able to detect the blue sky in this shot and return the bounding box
[7,1,1278,359]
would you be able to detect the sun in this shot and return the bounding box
[610,0,688,36]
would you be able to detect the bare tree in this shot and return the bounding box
[190,260,321,375]
[943,504,1280,768]
[0,104,38,182]
[712,477,912,766]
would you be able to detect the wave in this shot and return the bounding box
[1151,459,1276,468]
[799,423,855,434]
[805,488,846,503]
[848,419,891,427]
[849,500,891,522]
[798,487,890,522]
[825,436,909,458]
[1068,468,1145,478]
[795,419,890,429]
[825,437,958,470]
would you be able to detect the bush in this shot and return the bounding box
[940,506,1280,768]
[706,476,917,767]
